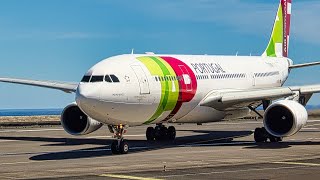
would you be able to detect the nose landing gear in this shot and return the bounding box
[146,124,176,141]
[109,124,129,154]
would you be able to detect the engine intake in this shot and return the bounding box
[264,100,308,137]
[61,103,103,135]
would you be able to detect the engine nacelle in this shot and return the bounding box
[61,103,103,136]
[264,100,308,137]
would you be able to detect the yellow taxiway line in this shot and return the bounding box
[100,174,163,180]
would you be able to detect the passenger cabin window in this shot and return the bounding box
[110,75,120,82]
[90,76,104,82]
[81,75,91,82]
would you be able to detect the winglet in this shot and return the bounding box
[262,0,292,58]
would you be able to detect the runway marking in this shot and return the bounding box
[85,134,145,139]
[304,123,320,127]
[0,139,17,143]
[0,161,39,165]
[272,161,320,167]
[302,128,318,130]
[0,128,62,133]
[307,137,320,140]
[214,122,261,125]
[307,120,320,122]
[157,166,305,178]
[100,174,163,180]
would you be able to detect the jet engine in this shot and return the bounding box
[61,103,103,135]
[264,100,308,137]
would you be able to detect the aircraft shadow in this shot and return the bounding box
[1,130,319,161]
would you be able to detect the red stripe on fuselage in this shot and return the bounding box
[160,56,197,121]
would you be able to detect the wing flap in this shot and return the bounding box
[0,77,78,93]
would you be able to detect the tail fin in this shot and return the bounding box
[262,0,292,58]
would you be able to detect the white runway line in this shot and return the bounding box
[302,128,318,130]
[0,129,63,133]
[214,122,261,125]
[0,139,17,143]
[85,134,145,139]
[304,123,320,127]
[307,120,320,122]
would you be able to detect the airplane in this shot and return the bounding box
[1,0,320,154]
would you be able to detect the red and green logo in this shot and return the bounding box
[137,56,197,124]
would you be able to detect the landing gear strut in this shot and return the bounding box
[254,127,282,143]
[146,124,176,141]
[110,124,129,154]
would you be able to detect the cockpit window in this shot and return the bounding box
[90,76,104,82]
[110,75,120,82]
[105,75,112,82]
[81,75,91,82]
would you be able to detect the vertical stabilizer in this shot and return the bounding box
[262,0,291,58]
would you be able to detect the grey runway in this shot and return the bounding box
[1,120,320,179]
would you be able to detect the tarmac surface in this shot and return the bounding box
[1,120,320,179]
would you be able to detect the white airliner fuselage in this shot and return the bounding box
[76,54,291,126]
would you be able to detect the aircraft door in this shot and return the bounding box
[252,73,256,87]
[131,65,150,94]
[179,65,192,91]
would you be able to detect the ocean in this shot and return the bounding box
[0,109,62,116]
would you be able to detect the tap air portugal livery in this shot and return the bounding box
[2,0,320,154]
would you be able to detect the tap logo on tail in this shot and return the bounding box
[263,0,292,58]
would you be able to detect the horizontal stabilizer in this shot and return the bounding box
[290,61,320,69]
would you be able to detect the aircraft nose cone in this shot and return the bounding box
[75,84,101,111]
[76,83,100,99]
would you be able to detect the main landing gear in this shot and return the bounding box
[146,124,176,141]
[254,127,282,143]
[109,124,129,154]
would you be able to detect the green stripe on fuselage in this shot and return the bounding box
[136,56,179,124]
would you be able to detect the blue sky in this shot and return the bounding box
[0,0,320,109]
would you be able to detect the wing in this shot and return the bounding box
[0,77,78,93]
[200,84,320,110]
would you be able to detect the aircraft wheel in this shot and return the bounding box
[120,140,129,154]
[269,136,282,142]
[111,140,120,154]
[254,128,268,143]
[155,126,167,141]
[167,126,176,140]
[146,127,155,141]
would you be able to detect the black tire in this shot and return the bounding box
[146,127,155,141]
[269,136,282,142]
[120,140,129,154]
[155,126,168,141]
[167,126,176,140]
[254,128,267,143]
[111,140,120,154]
[269,136,277,142]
